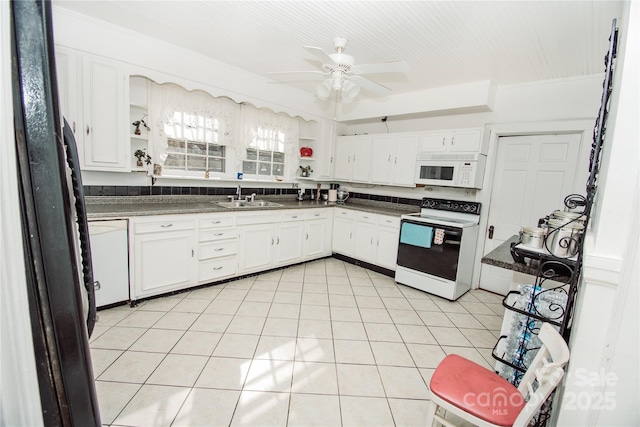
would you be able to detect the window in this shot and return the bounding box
[242,126,285,177]
[163,111,226,173]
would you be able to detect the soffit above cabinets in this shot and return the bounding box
[54,1,624,102]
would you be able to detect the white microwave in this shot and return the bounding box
[415,152,487,189]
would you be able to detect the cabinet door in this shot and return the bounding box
[238,223,275,274]
[376,226,400,270]
[275,221,305,266]
[354,221,377,264]
[352,135,372,182]
[418,131,448,152]
[370,134,395,184]
[333,135,354,180]
[450,128,483,152]
[332,216,355,256]
[316,120,336,179]
[133,229,195,299]
[55,47,80,140]
[82,55,128,171]
[304,219,328,259]
[392,133,419,186]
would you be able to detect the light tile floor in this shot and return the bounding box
[91,258,505,427]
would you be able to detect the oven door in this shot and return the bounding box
[396,219,463,281]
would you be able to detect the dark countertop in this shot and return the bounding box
[85,195,419,220]
[481,235,539,276]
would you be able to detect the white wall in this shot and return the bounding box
[555,1,639,425]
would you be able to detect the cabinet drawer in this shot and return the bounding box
[236,212,282,225]
[199,240,237,260]
[199,229,237,242]
[198,216,234,229]
[356,211,377,223]
[134,219,195,234]
[335,208,356,220]
[281,212,305,222]
[378,215,400,228]
[305,210,329,220]
[198,256,237,283]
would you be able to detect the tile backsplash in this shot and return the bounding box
[83,186,422,207]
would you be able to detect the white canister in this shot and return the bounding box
[328,189,337,202]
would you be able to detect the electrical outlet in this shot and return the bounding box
[292,183,299,188]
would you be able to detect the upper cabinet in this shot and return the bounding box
[55,47,129,172]
[418,127,486,154]
[370,133,419,187]
[333,134,372,182]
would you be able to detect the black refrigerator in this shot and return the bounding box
[9,0,101,425]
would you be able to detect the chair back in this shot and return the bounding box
[512,322,570,427]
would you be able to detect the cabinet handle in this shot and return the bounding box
[213,266,223,270]
[277,237,280,244]
[212,220,221,224]
[442,137,445,146]
[353,154,356,162]
[347,155,351,163]
[377,239,380,247]
[370,238,373,245]
[306,233,309,240]
[362,215,369,219]
[292,215,298,219]
[330,156,333,163]
[191,249,194,257]
[215,248,224,252]
[349,232,352,239]
[160,224,173,228]
[315,213,320,217]
[271,237,274,245]
[214,232,223,236]
[86,125,90,136]
[451,136,455,145]
[72,121,76,134]
[388,154,391,162]
[395,157,398,164]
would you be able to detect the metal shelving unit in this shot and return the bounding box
[490,19,619,427]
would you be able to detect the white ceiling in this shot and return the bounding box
[54,1,625,100]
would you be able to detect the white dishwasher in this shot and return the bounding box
[88,220,129,308]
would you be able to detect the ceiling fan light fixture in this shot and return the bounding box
[316,79,332,101]
[342,80,360,103]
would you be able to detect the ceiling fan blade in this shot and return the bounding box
[351,61,409,75]
[267,70,329,75]
[350,76,392,96]
[304,46,335,65]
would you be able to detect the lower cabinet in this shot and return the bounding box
[131,217,196,300]
[332,208,401,271]
[197,215,237,284]
[237,209,333,275]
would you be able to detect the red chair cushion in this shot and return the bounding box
[430,354,526,427]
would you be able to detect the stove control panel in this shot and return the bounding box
[421,198,481,215]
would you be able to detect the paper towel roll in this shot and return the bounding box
[328,189,337,202]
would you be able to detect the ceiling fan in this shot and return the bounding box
[270,37,409,103]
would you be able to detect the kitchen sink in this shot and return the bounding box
[216,200,283,208]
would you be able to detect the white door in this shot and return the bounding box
[479,134,583,295]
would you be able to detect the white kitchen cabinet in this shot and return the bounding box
[275,213,305,267]
[418,127,484,154]
[131,217,196,300]
[370,133,419,187]
[332,208,356,256]
[331,209,400,271]
[55,46,129,171]
[197,215,237,284]
[333,135,371,182]
[298,119,335,180]
[238,222,276,274]
[304,209,333,260]
[237,210,330,274]
[354,212,377,263]
[333,135,355,181]
[375,216,401,270]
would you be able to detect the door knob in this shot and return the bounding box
[488,225,494,239]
